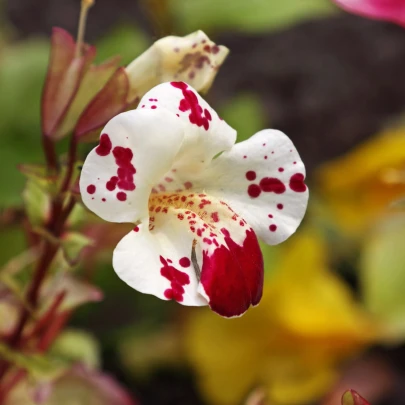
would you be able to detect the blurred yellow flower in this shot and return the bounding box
[184,231,377,405]
[316,127,405,235]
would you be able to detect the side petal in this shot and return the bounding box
[138,82,236,173]
[79,109,184,223]
[113,213,207,307]
[196,129,308,245]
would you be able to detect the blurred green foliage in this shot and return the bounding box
[94,25,150,66]
[0,40,48,207]
[219,93,266,143]
[170,0,337,34]
[361,216,405,339]
[50,329,100,369]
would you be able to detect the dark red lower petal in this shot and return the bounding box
[200,228,264,317]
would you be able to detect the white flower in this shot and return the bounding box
[125,31,228,103]
[79,82,308,317]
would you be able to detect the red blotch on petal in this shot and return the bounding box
[289,173,307,192]
[248,184,261,198]
[113,146,136,191]
[170,82,210,130]
[211,212,220,222]
[117,192,127,201]
[95,134,112,156]
[160,256,190,303]
[200,229,263,317]
[245,171,256,181]
[87,184,96,194]
[259,177,286,194]
[179,257,191,267]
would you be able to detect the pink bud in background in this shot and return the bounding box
[333,0,405,27]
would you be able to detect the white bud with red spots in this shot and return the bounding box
[125,31,228,104]
[80,82,308,317]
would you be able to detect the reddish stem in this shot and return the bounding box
[60,135,78,195]
[24,291,66,343]
[0,133,78,399]
[0,370,26,403]
[42,135,58,173]
[37,311,71,352]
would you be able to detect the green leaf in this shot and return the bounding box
[0,273,31,312]
[361,215,405,339]
[22,179,51,227]
[0,342,66,380]
[95,25,150,66]
[60,232,93,266]
[219,93,266,143]
[169,0,337,34]
[50,329,100,369]
[6,365,137,405]
[0,227,26,267]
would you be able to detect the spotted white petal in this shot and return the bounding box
[113,193,263,317]
[203,129,308,245]
[167,129,308,245]
[113,214,207,307]
[139,82,236,173]
[79,109,184,223]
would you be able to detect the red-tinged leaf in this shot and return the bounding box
[41,27,96,138]
[75,67,130,139]
[41,273,103,314]
[54,56,121,139]
[8,365,138,405]
[342,390,371,405]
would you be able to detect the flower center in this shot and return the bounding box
[147,191,248,236]
[148,192,214,221]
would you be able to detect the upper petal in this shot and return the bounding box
[192,129,309,245]
[79,109,184,223]
[138,82,236,173]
